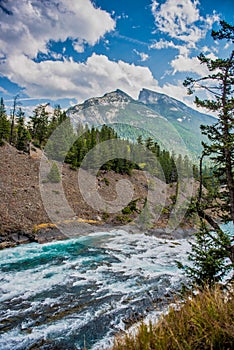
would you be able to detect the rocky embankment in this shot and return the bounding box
[0,143,197,249]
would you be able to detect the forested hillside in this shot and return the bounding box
[0,97,198,183]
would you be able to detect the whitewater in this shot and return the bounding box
[0,229,195,349]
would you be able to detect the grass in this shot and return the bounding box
[109,284,234,350]
[33,222,57,232]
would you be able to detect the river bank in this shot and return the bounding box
[0,221,196,249]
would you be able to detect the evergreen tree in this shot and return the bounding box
[184,20,234,222]
[47,162,61,183]
[45,112,75,161]
[29,104,50,147]
[179,221,232,288]
[0,97,10,145]
[136,135,143,145]
[16,108,31,152]
[47,104,68,138]
[182,21,234,286]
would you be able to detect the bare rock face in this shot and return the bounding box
[35,227,67,244]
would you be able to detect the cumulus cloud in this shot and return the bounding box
[0,0,115,59]
[171,51,217,75]
[1,53,159,101]
[150,1,220,79]
[151,0,219,46]
[0,0,160,102]
[171,55,205,75]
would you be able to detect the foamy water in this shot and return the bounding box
[0,229,192,349]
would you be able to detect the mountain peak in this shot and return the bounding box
[102,89,133,102]
[67,88,216,158]
[138,88,172,105]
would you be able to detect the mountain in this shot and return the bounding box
[67,88,216,158]
[138,88,216,156]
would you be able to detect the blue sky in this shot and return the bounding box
[0,0,233,114]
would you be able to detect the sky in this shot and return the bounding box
[0,0,233,115]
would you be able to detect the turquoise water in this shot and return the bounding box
[0,227,220,349]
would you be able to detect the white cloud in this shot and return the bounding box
[151,0,219,46]
[0,0,159,103]
[150,39,189,55]
[171,51,217,75]
[0,0,115,59]
[133,50,149,62]
[0,0,123,102]
[150,1,220,79]
[201,45,211,53]
[1,53,159,101]
[150,39,210,77]
[0,86,8,94]
[72,40,85,54]
[171,55,205,75]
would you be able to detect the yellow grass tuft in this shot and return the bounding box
[34,218,101,232]
[33,223,57,232]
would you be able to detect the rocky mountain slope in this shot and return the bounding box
[138,88,216,157]
[0,144,197,249]
[67,89,216,158]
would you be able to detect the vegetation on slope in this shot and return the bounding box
[110,284,234,350]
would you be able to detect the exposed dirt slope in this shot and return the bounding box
[0,143,197,248]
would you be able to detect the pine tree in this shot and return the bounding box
[182,21,234,286]
[184,20,234,223]
[47,162,61,183]
[179,221,232,288]
[45,113,75,161]
[0,97,10,145]
[16,108,31,152]
[29,104,50,147]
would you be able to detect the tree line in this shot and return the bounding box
[0,98,197,183]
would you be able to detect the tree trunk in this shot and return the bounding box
[222,50,234,223]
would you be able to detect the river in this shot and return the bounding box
[0,229,197,349]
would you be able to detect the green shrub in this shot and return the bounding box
[102,212,110,221]
[32,140,41,148]
[122,199,139,215]
[115,214,131,224]
[47,162,61,183]
[122,206,132,215]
